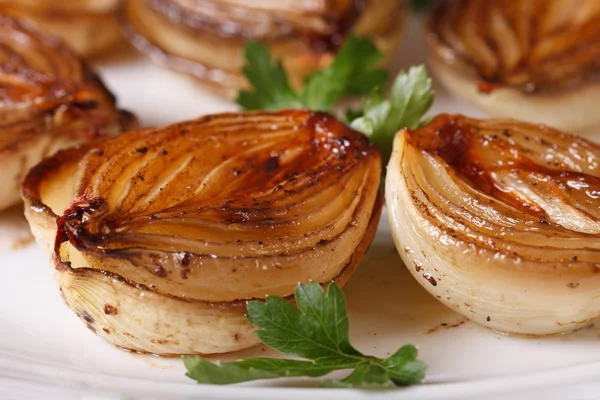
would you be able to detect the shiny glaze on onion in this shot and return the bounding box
[386,114,600,336]
[23,110,382,355]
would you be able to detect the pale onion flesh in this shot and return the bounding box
[22,110,382,355]
[0,16,135,212]
[386,114,600,336]
[0,0,123,58]
[428,0,600,91]
[118,0,405,95]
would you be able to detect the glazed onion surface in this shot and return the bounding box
[119,0,405,94]
[23,110,382,355]
[428,0,600,91]
[0,0,123,57]
[0,16,134,211]
[386,114,600,335]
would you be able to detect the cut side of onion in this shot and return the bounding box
[119,0,406,96]
[427,0,600,134]
[23,110,382,355]
[0,16,134,212]
[386,114,600,336]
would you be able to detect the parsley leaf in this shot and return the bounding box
[411,0,439,12]
[301,36,388,111]
[184,357,338,385]
[344,108,364,123]
[236,42,303,110]
[237,36,387,111]
[351,65,434,166]
[185,282,426,388]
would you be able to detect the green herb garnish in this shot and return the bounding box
[236,42,304,111]
[237,36,388,111]
[351,65,434,165]
[185,282,426,388]
[411,0,439,12]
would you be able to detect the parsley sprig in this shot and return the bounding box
[237,36,388,111]
[351,65,434,165]
[185,282,426,387]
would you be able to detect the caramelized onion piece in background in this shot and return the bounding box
[0,1,123,58]
[0,16,135,212]
[386,114,600,336]
[119,0,406,96]
[427,0,600,134]
[23,111,382,355]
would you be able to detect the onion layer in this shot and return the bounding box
[119,0,405,96]
[386,114,600,336]
[428,0,600,91]
[0,0,123,58]
[22,110,382,355]
[0,16,134,211]
[426,0,600,134]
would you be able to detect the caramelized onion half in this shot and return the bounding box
[0,16,134,211]
[0,0,123,58]
[119,0,405,96]
[427,0,600,134]
[23,110,382,355]
[386,114,600,336]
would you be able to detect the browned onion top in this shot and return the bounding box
[408,114,600,231]
[54,111,381,301]
[397,114,600,275]
[0,16,133,151]
[428,0,600,91]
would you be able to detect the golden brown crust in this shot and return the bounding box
[22,110,382,355]
[386,114,600,335]
[406,114,600,227]
[52,110,381,301]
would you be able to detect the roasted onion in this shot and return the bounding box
[0,0,123,58]
[0,16,135,212]
[119,0,406,96]
[427,0,600,134]
[386,114,600,336]
[22,110,382,355]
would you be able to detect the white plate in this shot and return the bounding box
[1,16,600,400]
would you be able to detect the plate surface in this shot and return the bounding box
[1,17,599,400]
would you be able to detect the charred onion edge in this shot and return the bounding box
[51,192,381,310]
[22,125,383,310]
